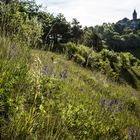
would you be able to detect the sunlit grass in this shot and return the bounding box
[1,38,140,139]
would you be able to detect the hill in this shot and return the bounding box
[1,36,140,139]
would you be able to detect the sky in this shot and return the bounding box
[36,0,140,26]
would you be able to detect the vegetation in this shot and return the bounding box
[0,0,140,139]
[49,42,140,89]
[93,23,140,52]
[1,38,140,139]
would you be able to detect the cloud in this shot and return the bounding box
[36,0,140,26]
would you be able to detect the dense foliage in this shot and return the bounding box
[94,23,140,51]
[1,0,140,53]
[54,42,140,88]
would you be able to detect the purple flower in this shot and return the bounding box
[42,65,48,75]
[128,128,136,139]
[44,65,48,71]
[8,44,17,59]
[12,44,16,51]
[60,69,68,80]
[42,65,54,77]
[100,99,105,108]
[118,100,123,111]
[109,99,115,108]
[60,73,63,79]
[52,72,56,78]
[63,73,67,79]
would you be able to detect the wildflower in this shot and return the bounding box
[63,73,67,79]
[100,99,105,108]
[12,44,16,51]
[60,69,68,80]
[60,72,63,79]
[118,100,123,111]
[128,128,136,139]
[62,69,68,79]
[109,99,115,108]
[42,65,48,75]
[8,44,17,59]
[128,130,133,139]
[52,72,56,78]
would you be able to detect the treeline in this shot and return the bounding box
[94,23,140,51]
[0,0,102,51]
[1,0,140,52]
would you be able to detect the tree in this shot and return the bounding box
[137,21,140,30]
[71,18,83,44]
[83,26,102,51]
[113,23,124,34]
[37,11,54,44]
[0,0,15,4]
[50,13,71,43]
[0,0,42,45]
[19,0,41,19]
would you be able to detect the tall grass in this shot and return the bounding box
[31,49,140,139]
[0,35,140,139]
[0,36,69,139]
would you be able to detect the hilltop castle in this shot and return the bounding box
[133,9,137,20]
[117,10,140,29]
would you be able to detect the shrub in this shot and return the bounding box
[62,42,140,83]
[0,2,42,47]
[65,42,79,59]
[73,53,86,65]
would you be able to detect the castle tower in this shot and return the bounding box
[133,9,137,20]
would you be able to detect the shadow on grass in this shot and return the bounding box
[121,68,138,89]
[131,69,140,81]
[116,48,140,60]
[127,48,140,60]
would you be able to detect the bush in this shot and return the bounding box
[73,53,85,65]
[65,42,79,59]
[62,43,140,82]
[0,2,42,47]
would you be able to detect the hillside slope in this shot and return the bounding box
[32,49,139,94]
[1,42,140,139]
[30,49,140,139]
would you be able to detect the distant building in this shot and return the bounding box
[117,9,140,29]
[133,9,137,20]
